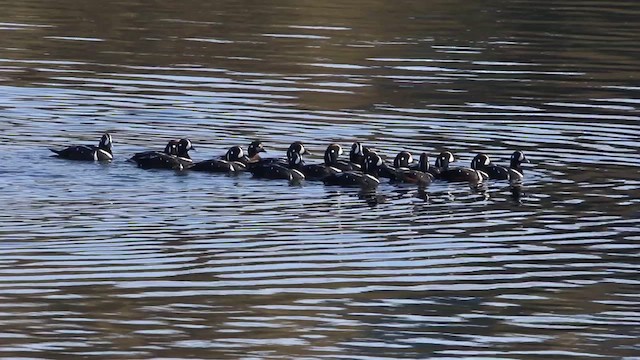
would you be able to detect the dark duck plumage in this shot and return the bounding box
[409,152,441,178]
[175,138,195,164]
[223,146,249,171]
[506,150,530,183]
[322,151,383,188]
[470,153,508,180]
[249,162,305,182]
[379,151,413,179]
[349,142,373,171]
[49,133,113,161]
[129,140,186,170]
[287,143,343,181]
[392,152,434,187]
[248,141,307,182]
[435,151,487,184]
[191,146,239,173]
[246,141,306,170]
[230,140,266,166]
[323,143,352,171]
[470,151,530,183]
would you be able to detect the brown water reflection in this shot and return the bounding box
[1,0,640,358]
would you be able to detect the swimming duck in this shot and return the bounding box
[287,144,343,180]
[323,151,383,188]
[392,152,434,187]
[129,140,186,170]
[49,133,113,161]
[435,151,487,183]
[470,150,530,183]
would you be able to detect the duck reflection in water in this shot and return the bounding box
[510,183,524,204]
[359,189,387,207]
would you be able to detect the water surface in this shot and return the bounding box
[1,0,639,358]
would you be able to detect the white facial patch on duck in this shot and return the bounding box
[299,144,306,155]
[291,153,302,165]
[375,156,383,166]
[483,156,491,166]
[352,143,363,155]
[448,152,455,162]
[100,134,112,147]
[407,154,413,164]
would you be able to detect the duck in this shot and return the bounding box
[246,141,306,170]
[392,152,434,187]
[175,138,195,163]
[237,140,266,166]
[130,139,175,162]
[221,140,265,166]
[379,151,414,179]
[506,150,530,183]
[287,144,343,180]
[191,146,238,173]
[285,141,311,159]
[249,162,305,182]
[49,133,113,161]
[435,151,487,183]
[322,151,383,188]
[349,142,371,170]
[221,146,248,171]
[409,152,441,178]
[470,151,530,182]
[128,140,186,170]
[321,143,352,171]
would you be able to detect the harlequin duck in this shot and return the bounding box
[191,146,238,173]
[392,152,433,187]
[247,141,307,170]
[379,151,413,179]
[322,151,383,188]
[471,151,530,182]
[506,150,530,183]
[287,144,343,180]
[221,140,265,166]
[285,141,311,159]
[176,138,195,162]
[49,133,113,161]
[130,139,175,161]
[349,142,372,170]
[409,152,441,178]
[129,140,185,170]
[435,151,487,183]
[221,146,248,171]
[237,140,266,165]
[323,143,352,171]
[249,162,305,182]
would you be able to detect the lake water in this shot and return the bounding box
[1,0,639,358]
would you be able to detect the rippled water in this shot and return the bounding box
[1,0,640,358]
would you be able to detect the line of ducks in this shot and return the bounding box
[49,133,531,188]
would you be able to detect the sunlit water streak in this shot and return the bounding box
[1,0,640,358]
